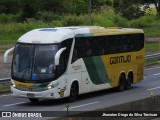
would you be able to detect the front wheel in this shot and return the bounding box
[29,98,39,103]
[68,83,78,102]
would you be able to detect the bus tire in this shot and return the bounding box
[117,74,125,91]
[125,74,132,90]
[29,98,39,103]
[68,82,78,102]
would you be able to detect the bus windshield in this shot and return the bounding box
[12,43,59,82]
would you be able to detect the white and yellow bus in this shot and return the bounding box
[4,26,144,102]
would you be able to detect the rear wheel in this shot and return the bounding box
[68,83,78,102]
[117,74,126,91]
[29,98,39,103]
[125,74,132,90]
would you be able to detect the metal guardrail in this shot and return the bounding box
[0,53,160,85]
[145,53,160,59]
[145,53,160,65]
[0,78,10,86]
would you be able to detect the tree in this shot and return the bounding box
[63,0,88,15]
[40,0,65,13]
[0,0,22,14]
[92,0,113,9]
[154,0,160,15]
[113,0,145,20]
[137,0,160,15]
[22,0,40,19]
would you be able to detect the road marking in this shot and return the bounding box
[153,73,160,76]
[63,101,99,110]
[0,94,11,98]
[145,67,160,70]
[147,86,160,91]
[4,102,26,107]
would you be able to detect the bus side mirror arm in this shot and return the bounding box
[4,47,15,63]
[55,47,66,66]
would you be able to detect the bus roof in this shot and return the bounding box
[17,26,144,44]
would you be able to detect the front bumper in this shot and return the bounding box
[11,86,60,99]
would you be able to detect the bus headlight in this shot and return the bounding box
[48,86,52,90]
[48,82,59,90]
[10,82,16,88]
[13,84,16,88]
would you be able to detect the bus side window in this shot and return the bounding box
[86,49,92,56]
[73,49,78,61]
[85,39,92,57]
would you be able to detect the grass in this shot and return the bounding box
[143,25,160,37]
[0,84,10,91]
[145,41,160,52]
[0,33,23,44]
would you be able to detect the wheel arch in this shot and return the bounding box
[67,80,79,102]
[72,81,79,93]
[68,79,79,95]
[119,72,126,79]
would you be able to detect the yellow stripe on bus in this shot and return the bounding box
[90,29,144,36]
[13,80,32,88]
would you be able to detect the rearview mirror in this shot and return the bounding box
[55,47,66,66]
[4,47,15,63]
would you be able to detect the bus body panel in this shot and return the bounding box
[67,58,93,94]
[101,48,144,87]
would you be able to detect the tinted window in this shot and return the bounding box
[72,33,144,63]
[56,38,73,77]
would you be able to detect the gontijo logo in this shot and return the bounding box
[110,55,131,65]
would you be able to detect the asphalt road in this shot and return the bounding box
[0,64,160,120]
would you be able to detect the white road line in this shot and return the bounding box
[0,94,11,98]
[4,102,26,107]
[153,73,160,76]
[147,86,160,91]
[145,67,160,70]
[63,101,99,110]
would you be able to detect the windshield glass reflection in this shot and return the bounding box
[12,44,59,82]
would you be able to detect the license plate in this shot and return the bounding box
[27,93,35,97]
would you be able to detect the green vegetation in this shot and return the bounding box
[143,25,160,37]
[146,7,157,15]
[0,84,10,91]
[145,41,160,52]
[1,8,160,45]
[0,0,160,45]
